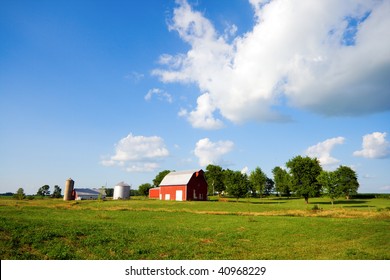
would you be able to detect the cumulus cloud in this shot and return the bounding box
[241,166,249,175]
[194,138,234,166]
[153,0,390,128]
[145,88,173,103]
[101,133,169,172]
[305,137,345,168]
[125,71,144,83]
[178,92,224,129]
[353,132,390,159]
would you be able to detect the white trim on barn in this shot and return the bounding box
[176,190,183,201]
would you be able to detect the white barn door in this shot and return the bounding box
[175,190,183,201]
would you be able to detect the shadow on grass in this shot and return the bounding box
[271,197,301,201]
[315,200,368,205]
[343,205,376,208]
[246,201,287,205]
[217,200,287,205]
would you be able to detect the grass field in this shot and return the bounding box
[0,196,389,260]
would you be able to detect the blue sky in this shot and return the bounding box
[1,0,389,195]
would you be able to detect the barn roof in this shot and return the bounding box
[160,170,202,186]
[74,188,101,196]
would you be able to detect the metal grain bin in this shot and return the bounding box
[113,181,130,200]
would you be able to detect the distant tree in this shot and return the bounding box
[0,192,14,197]
[37,185,50,196]
[51,185,62,198]
[272,166,291,197]
[264,177,275,196]
[317,171,341,205]
[224,169,249,201]
[105,188,114,197]
[14,188,25,200]
[97,187,106,201]
[138,183,153,197]
[153,170,171,187]
[249,167,267,197]
[334,165,359,199]
[130,189,139,196]
[205,164,225,195]
[286,156,322,204]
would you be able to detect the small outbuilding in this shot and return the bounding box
[149,187,160,199]
[149,169,208,201]
[113,181,131,200]
[74,188,105,200]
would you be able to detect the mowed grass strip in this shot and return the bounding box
[0,198,389,260]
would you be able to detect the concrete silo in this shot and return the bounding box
[64,178,75,200]
[113,181,130,200]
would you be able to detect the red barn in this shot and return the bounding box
[149,170,208,201]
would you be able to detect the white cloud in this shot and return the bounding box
[125,71,144,83]
[194,138,234,166]
[145,88,173,103]
[380,185,390,192]
[362,174,375,179]
[241,166,249,175]
[101,133,169,172]
[353,132,390,159]
[305,137,345,168]
[153,0,390,129]
[178,93,224,129]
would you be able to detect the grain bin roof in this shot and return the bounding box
[159,170,200,186]
[115,181,130,187]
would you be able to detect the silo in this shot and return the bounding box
[113,181,130,200]
[64,178,75,200]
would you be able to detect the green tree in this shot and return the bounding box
[224,169,249,201]
[51,185,62,198]
[272,166,291,197]
[205,164,225,195]
[14,188,25,200]
[334,165,359,199]
[317,171,341,205]
[153,170,171,187]
[37,185,50,196]
[249,167,267,197]
[130,189,139,196]
[138,183,153,197]
[105,188,114,197]
[286,156,322,204]
[265,177,275,196]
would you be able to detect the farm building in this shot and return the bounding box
[149,187,160,199]
[64,178,75,200]
[149,169,208,201]
[74,188,106,200]
[113,181,131,200]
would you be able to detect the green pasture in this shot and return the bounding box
[0,197,389,260]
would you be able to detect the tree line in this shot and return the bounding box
[204,155,359,203]
[12,185,63,200]
[12,184,142,200]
